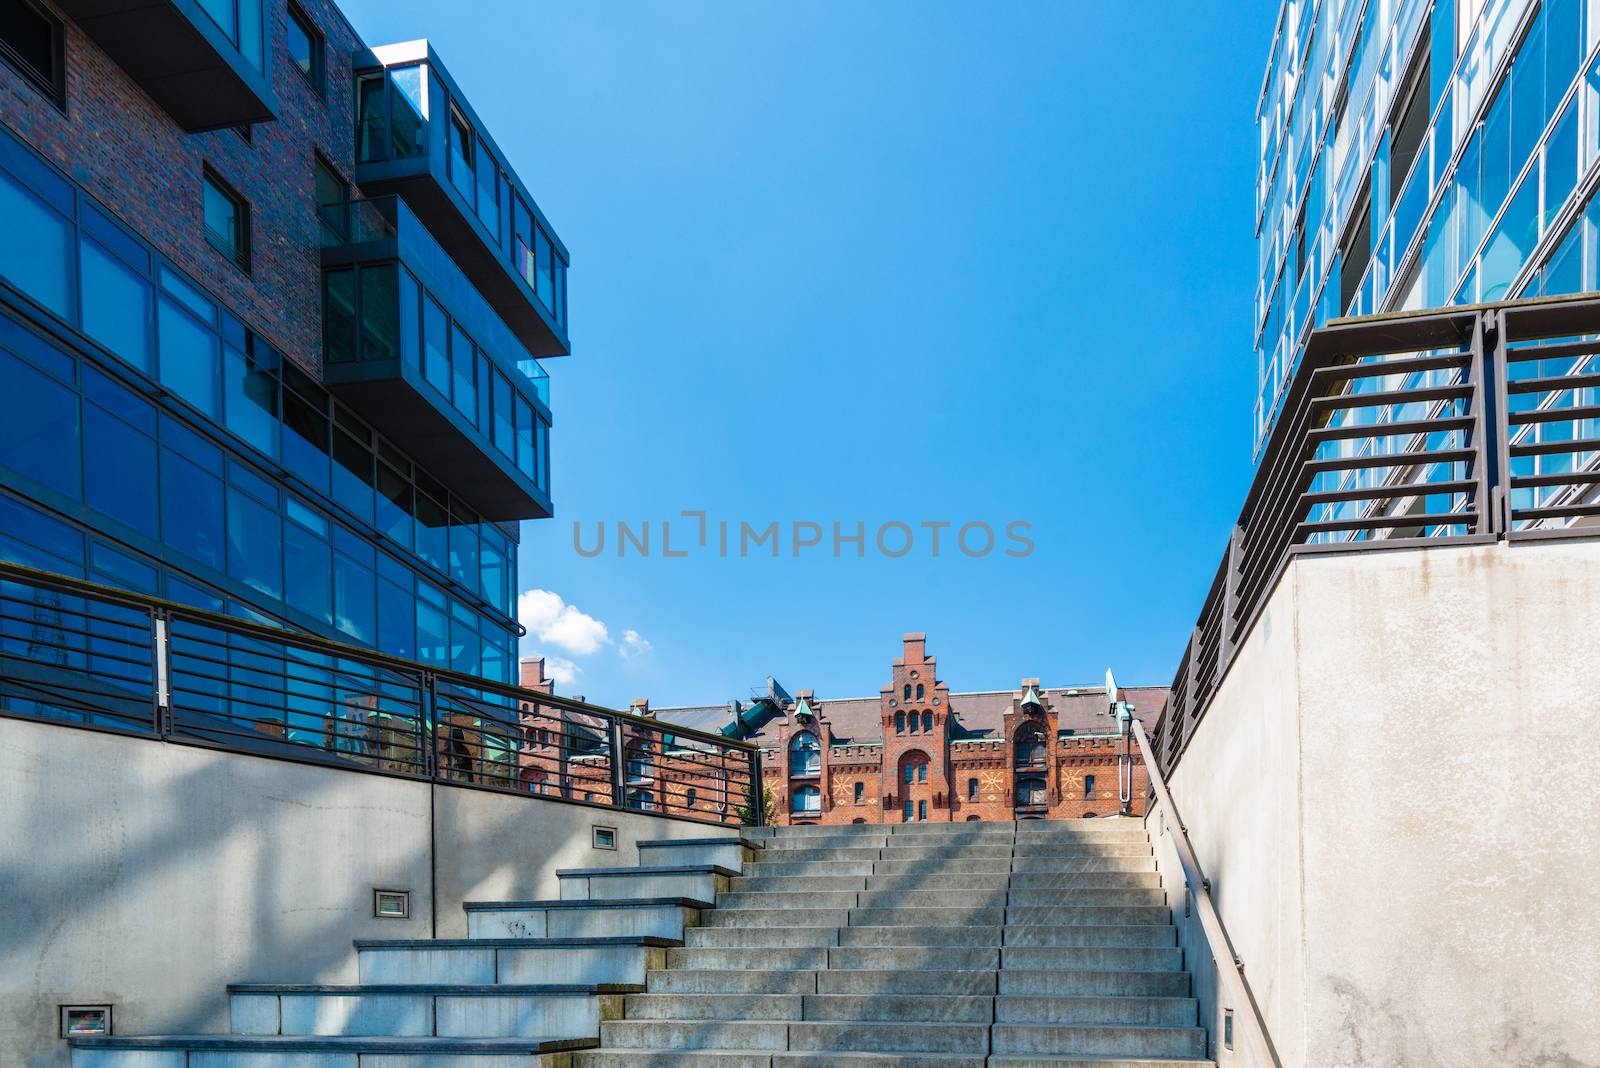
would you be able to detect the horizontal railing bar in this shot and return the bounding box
[1502,337,1600,362]
[1508,435,1600,458]
[1511,471,1600,488]
[1298,478,1477,507]
[1307,351,1471,383]
[1309,384,1472,412]
[1295,511,1477,536]
[1305,414,1475,444]
[1512,503,1600,520]
[1508,403,1600,426]
[1301,447,1476,476]
[1505,371,1600,395]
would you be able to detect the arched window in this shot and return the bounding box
[789,732,821,776]
[853,781,864,804]
[1084,773,1096,798]
[1081,811,1096,818]
[791,784,820,813]
[625,742,653,782]
[967,777,978,800]
[918,762,927,782]
[685,787,697,809]
[852,817,866,824]
[915,683,924,699]
[1015,776,1047,806]
[895,711,905,734]
[921,711,933,733]
[966,814,982,822]
[916,799,927,821]
[902,798,913,821]
[901,753,928,784]
[903,684,912,699]
[1015,727,1047,766]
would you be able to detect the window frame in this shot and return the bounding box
[202,168,251,273]
[0,0,65,109]
[285,1,325,95]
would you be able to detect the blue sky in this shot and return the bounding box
[341,1,1273,708]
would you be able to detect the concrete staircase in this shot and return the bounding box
[576,819,1211,1068]
[68,822,1211,1067]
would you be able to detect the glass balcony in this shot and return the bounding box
[53,0,276,131]
[319,196,552,522]
[352,41,569,359]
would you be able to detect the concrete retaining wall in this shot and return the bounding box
[0,716,718,1068]
[1144,538,1600,1068]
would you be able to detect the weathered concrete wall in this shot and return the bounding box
[1150,538,1600,1068]
[0,717,720,1068]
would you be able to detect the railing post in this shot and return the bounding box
[609,717,627,810]
[751,748,766,827]
[151,610,171,736]
[1183,628,1200,748]
[1473,310,1510,536]
[421,673,438,779]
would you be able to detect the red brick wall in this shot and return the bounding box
[0,0,366,376]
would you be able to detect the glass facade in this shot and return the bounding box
[1255,0,1600,444]
[0,125,520,684]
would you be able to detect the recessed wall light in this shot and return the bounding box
[593,825,617,850]
[373,889,410,919]
[60,1005,111,1038]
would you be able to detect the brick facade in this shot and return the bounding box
[0,0,364,375]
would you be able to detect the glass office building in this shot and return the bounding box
[1254,0,1600,443]
[0,0,569,687]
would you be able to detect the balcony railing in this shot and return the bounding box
[1155,295,1600,775]
[0,560,762,827]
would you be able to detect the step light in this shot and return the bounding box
[373,889,410,919]
[593,825,618,850]
[59,1005,111,1038]
[1224,1007,1235,1051]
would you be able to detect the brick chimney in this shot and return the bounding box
[519,656,554,694]
[629,697,652,717]
[902,632,927,664]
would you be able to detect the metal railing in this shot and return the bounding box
[0,561,762,827]
[1156,295,1600,774]
[1129,714,1280,1067]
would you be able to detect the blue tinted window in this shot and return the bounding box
[161,447,224,569]
[0,169,72,317]
[480,540,506,612]
[450,324,475,419]
[323,269,356,364]
[90,541,157,593]
[515,398,535,479]
[283,508,332,624]
[423,295,449,398]
[166,576,224,613]
[416,593,447,667]
[158,297,220,417]
[415,492,448,574]
[281,390,330,495]
[80,237,152,372]
[226,484,282,599]
[83,365,155,436]
[333,548,375,643]
[0,347,80,499]
[160,266,215,325]
[377,575,414,660]
[398,269,419,369]
[492,370,514,458]
[0,492,83,571]
[331,427,373,523]
[223,343,279,458]
[449,518,478,590]
[375,461,412,549]
[535,226,554,308]
[83,402,158,537]
[450,611,478,676]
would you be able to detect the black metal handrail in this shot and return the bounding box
[1155,294,1600,773]
[0,560,762,827]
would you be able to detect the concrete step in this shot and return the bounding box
[598,1018,991,1054]
[987,1059,1212,1068]
[730,875,869,893]
[1002,925,1178,948]
[991,1023,1208,1059]
[665,947,830,971]
[744,861,877,877]
[69,1033,591,1064]
[557,865,737,902]
[765,835,891,851]
[835,926,1003,947]
[621,992,994,1024]
[1008,871,1164,890]
[1011,857,1157,874]
[874,845,1017,859]
[702,908,852,929]
[355,937,676,986]
[1015,845,1154,859]
[646,970,819,994]
[1007,905,1170,926]
[637,837,761,869]
[847,907,1008,926]
[575,1051,987,1068]
[227,983,628,1039]
[622,993,804,1021]
[1001,947,1183,971]
[664,946,1002,971]
[1006,889,1168,908]
[871,858,1012,874]
[813,970,998,995]
[465,898,704,940]
[716,891,861,910]
[994,995,1199,1027]
[686,927,840,948]
[999,970,1191,998]
[752,848,887,863]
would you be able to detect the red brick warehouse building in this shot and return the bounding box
[649,633,1167,825]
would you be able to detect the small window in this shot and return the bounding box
[203,170,249,271]
[685,787,697,809]
[1084,774,1096,798]
[917,799,927,821]
[902,799,913,821]
[0,0,65,107]
[853,781,864,804]
[967,777,978,801]
[921,711,933,733]
[904,763,915,785]
[286,2,324,93]
[373,888,410,918]
[59,1005,112,1038]
[903,684,911,699]
[894,711,905,734]
[915,683,924,699]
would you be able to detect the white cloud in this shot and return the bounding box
[539,655,582,686]
[620,629,653,661]
[518,589,610,656]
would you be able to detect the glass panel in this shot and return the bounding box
[0,348,79,499]
[281,389,330,495]
[359,264,398,361]
[226,484,282,599]
[535,226,554,307]
[80,237,152,372]
[422,294,450,398]
[83,402,158,537]
[390,66,427,159]
[448,107,474,203]
[415,492,448,573]
[1480,172,1539,301]
[203,177,243,262]
[283,509,332,624]
[356,75,387,163]
[475,150,499,235]
[196,0,236,45]
[450,323,475,418]
[0,169,72,317]
[449,516,478,590]
[1544,98,1579,232]
[158,296,220,417]
[323,269,357,364]
[378,577,415,659]
[237,0,263,70]
[479,539,505,612]
[162,447,224,569]
[515,397,534,479]
[333,548,375,643]
[492,370,514,458]
[223,342,278,458]
[398,269,419,369]
[331,426,374,524]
